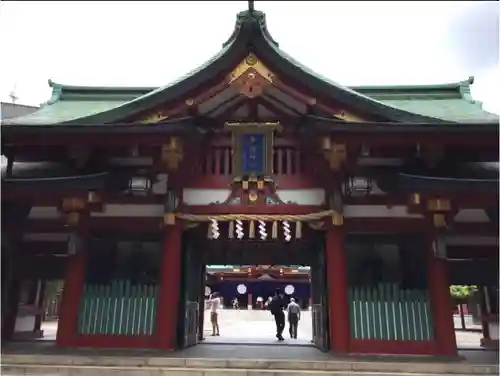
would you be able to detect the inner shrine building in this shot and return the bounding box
[2,8,498,355]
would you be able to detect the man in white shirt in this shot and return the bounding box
[208,292,221,336]
[286,298,301,339]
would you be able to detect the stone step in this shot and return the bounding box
[1,354,498,375]
[0,365,486,376]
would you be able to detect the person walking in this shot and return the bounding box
[268,289,286,341]
[287,298,301,339]
[232,297,240,310]
[208,292,221,336]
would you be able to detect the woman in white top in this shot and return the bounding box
[209,292,221,336]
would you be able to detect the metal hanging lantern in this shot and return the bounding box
[129,176,152,195]
[343,176,372,197]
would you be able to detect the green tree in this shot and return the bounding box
[450,285,477,300]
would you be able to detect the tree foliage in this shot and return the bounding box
[450,285,477,300]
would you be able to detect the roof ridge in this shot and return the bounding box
[352,76,474,91]
[42,77,475,94]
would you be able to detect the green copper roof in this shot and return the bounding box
[4,76,496,125]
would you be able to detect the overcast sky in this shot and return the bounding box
[0,1,498,113]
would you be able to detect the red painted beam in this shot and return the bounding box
[182,174,324,189]
[344,218,426,232]
[181,204,325,215]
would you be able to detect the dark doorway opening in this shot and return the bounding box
[176,225,330,351]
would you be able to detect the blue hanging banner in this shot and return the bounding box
[241,133,265,174]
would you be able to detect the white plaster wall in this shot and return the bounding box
[152,174,169,195]
[276,189,325,205]
[182,188,326,205]
[91,204,164,217]
[445,236,498,246]
[28,207,61,219]
[108,157,153,166]
[23,233,69,242]
[182,189,231,205]
[369,181,386,195]
[14,315,35,332]
[454,209,490,223]
[344,205,423,218]
[489,323,499,340]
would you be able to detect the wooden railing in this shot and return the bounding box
[349,284,434,341]
[200,146,304,177]
[273,147,303,176]
[77,280,158,336]
[202,147,232,176]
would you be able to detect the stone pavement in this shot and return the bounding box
[202,309,313,345]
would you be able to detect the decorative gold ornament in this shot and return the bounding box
[427,198,451,212]
[229,53,276,84]
[249,220,255,238]
[66,212,80,227]
[163,212,176,225]
[229,53,276,98]
[334,110,366,122]
[433,213,447,228]
[87,191,99,204]
[272,221,278,239]
[245,54,258,66]
[332,212,344,226]
[61,197,86,212]
[161,137,183,170]
[295,221,302,239]
[323,143,346,171]
[248,191,258,202]
[410,193,421,205]
[140,112,168,124]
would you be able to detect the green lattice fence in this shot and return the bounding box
[349,284,434,341]
[77,280,158,336]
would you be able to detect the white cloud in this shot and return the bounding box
[0,1,497,113]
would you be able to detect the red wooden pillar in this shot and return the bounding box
[156,223,182,349]
[426,232,457,356]
[325,228,350,353]
[56,241,88,346]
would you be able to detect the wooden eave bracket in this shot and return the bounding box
[320,136,346,171]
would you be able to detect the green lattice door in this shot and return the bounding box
[311,242,329,352]
[177,236,203,348]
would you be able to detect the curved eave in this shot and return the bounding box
[377,163,499,194]
[1,117,203,135]
[2,171,112,191]
[353,76,475,98]
[300,115,499,133]
[389,173,499,193]
[51,10,450,125]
